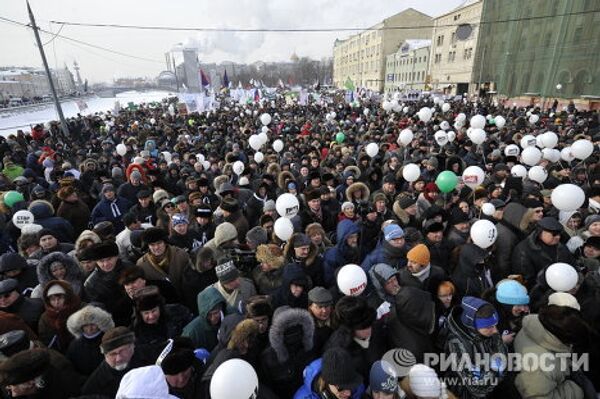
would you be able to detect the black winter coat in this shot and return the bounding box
[66,333,104,376]
[452,244,494,298]
[83,259,132,326]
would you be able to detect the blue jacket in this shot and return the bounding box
[90,195,131,232]
[360,240,408,273]
[323,220,360,286]
[294,358,365,399]
[29,201,74,243]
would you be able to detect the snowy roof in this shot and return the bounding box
[403,40,431,51]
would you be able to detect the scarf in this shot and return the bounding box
[147,246,171,274]
[109,199,122,218]
[382,240,406,260]
[353,335,371,349]
[215,281,240,310]
[412,264,431,282]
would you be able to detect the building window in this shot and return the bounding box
[451,32,456,43]
[573,26,583,42]
[423,55,427,63]
[454,14,461,21]
[448,51,456,62]
[435,53,442,63]
[437,35,444,46]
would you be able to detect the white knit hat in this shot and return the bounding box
[341,201,355,211]
[409,364,441,398]
[116,366,178,399]
[548,292,580,311]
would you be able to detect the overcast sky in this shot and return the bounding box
[0,0,464,83]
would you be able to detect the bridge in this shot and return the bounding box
[94,85,178,98]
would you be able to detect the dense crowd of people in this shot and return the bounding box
[0,92,599,398]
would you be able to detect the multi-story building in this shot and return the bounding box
[51,66,76,95]
[0,68,49,98]
[474,0,600,104]
[384,40,431,93]
[333,8,432,93]
[428,0,483,95]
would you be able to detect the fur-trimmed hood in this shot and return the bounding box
[66,305,115,338]
[74,230,101,251]
[213,175,230,193]
[343,165,361,179]
[393,201,410,225]
[278,170,296,190]
[269,307,314,363]
[266,163,281,177]
[227,319,260,351]
[28,200,55,219]
[283,236,319,267]
[346,182,370,202]
[38,251,83,286]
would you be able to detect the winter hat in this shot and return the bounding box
[308,286,333,306]
[111,166,123,178]
[0,348,50,386]
[245,296,273,319]
[396,194,417,209]
[291,233,312,248]
[407,244,431,266]
[584,214,600,231]
[522,198,543,209]
[152,189,169,204]
[46,283,67,297]
[423,220,444,234]
[238,176,250,186]
[66,305,115,338]
[142,228,168,245]
[383,224,404,241]
[335,295,376,330]
[538,217,563,233]
[255,244,285,269]
[100,327,135,354]
[246,226,268,246]
[304,188,321,202]
[101,184,115,194]
[57,185,76,201]
[37,228,57,241]
[215,259,240,284]
[0,253,28,273]
[133,286,164,311]
[305,223,325,238]
[195,205,212,218]
[341,201,355,211]
[409,364,442,397]
[584,236,600,250]
[263,200,276,212]
[171,213,189,226]
[213,222,238,246]
[369,360,398,394]
[0,279,18,296]
[461,296,499,330]
[548,292,580,311]
[159,337,196,375]
[220,197,240,213]
[86,241,119,260]
[116,365,178,399]
[130,170,142,181]
[321,348,363,390]
[136,189,152,199]
[496,280,529,305]
[0,330,30,357]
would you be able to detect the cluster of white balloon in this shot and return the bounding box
[272,193,299,241]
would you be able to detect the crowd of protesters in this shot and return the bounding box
[0,91,599,399]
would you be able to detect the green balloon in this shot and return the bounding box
[435,171,458,193]
[4,191,24,208]
[335,132,345,144]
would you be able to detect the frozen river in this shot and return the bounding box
[0,90,175,137]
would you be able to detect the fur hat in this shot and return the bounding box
[153,189,169,204]
[57,185,76,201]
[346,182,370,202]
[335,295,376,330]
[321,348,362,390]
[227,319,259,351]
[159,337,196,375]
[100,327,135,354]
[372,192,388,204]
[255,244,285,269]
[213,222,237,247]
[0,348,50,386]
[303,188,321,202]
[245,296,273,319]
[67,305,115,338]
[133,286,164,311]
[305,223,325,238]
[220,198,240,213]
[142,228,168,246]
[246,226,268,246]
[86,241,119,261]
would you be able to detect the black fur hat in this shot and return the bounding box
[142,227,168,246]
[334,295,376,331]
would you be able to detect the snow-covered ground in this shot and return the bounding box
[0,90,174,137]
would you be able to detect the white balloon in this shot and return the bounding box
[470,114,486,129]
[529,114,539,124]
[441,103,451,113]
[526,111,532,117]
[470,219,497,249]
[417,107,432,123]
[469,128,486,145]
[258,132,268,144]
[520,135,537,149]
[337,264,368,296]
[233,161,245,176]
[260,113,272,126]
[462,166,485,189]
[398,129,413,146]
[274,217,294,241]
[202,160,211,170]
[402,163,421,182]
[149,118,156,125]
[541,132,558,149]
[495,115,506,128]
[363,108,370,116]
[551,184,586,211]
[276,193,300,218]
[481,202,496,216]
[561,147,575,162]
[196,153,205,163]
[366,142,379,158]
[456,113,466,122]
[545,263,579,292]
[116,144,127,156]
[528,165,547,183]
[504,144,521,157]
[249,135,262,151]
[254,151,264,163]
[542,148,560,163]
[447,131,456,142]
[535,135,546,149]
[440,121,450,131]
[556,84,563,90]
[521,147,542,166]
[272,139,284,153]
[433,97,441,105]
[571,139,594,160]
[486,114,493,121]
[12,210,34,230]
[511,164,527,178]
[382,101,392,111]
[434,131,448,147]
[210,359,258,399]
[330,111,337,119]
[261,126,269,134]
